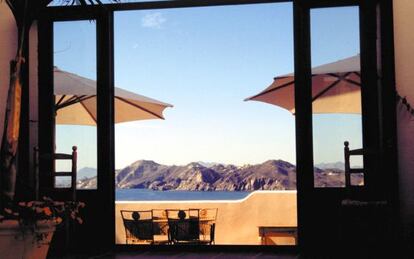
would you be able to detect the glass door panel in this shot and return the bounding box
[310,6,364,188]
[53,20,97,190]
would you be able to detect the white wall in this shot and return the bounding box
[116,191,297,245]
[0,2,17,147]
[394,0,414,247]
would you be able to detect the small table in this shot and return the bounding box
[258,226,298,245]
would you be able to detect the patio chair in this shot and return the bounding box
[34,146,78,251]
[198,208,217,244]
[344,141,365,187]
[121,210,154,244]
[166,209,201,244]
[34,146,78,201]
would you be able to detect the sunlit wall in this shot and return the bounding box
[394,0,414,248]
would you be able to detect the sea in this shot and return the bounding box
[115,188,250,201]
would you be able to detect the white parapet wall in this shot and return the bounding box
[115,190,297,245]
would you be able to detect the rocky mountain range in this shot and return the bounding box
[77,159,359,190]
[314,162,345,171]
[78,167,98,180]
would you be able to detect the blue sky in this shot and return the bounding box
[53,3,362,170]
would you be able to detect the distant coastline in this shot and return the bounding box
[78,159,358,190]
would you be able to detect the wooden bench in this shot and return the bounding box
[258,226,297,245]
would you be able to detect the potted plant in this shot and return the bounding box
[0,196,85,259]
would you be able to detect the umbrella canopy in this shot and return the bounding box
[54,67,173,125]
[245,55,361,114]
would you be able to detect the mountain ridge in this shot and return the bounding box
[78,159,359,190]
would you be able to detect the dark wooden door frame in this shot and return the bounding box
[38,9,116,252]
[292,0,312,250]
[40,1,297,253]
[293,0,398,251]
[38,0,397,253]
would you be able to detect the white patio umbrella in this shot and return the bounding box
[245,55,361,114]
[54,67,173,125]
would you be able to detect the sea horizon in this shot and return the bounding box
[115,188,252,201]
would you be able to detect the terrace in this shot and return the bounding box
[116,191,297,245]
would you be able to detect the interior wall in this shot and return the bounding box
[0,2,38,195]
[0,2,17,147]
[393,0,414,248]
